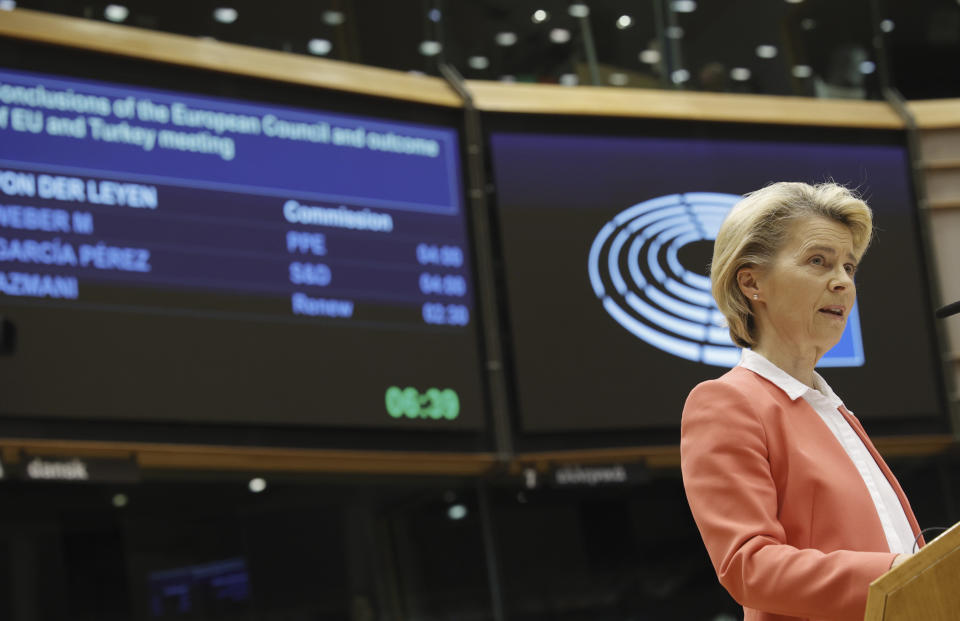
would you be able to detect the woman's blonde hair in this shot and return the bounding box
[711,181,873,348]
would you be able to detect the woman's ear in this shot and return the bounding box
[737,267,761,301]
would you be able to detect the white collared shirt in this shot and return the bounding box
[739,349,916,554]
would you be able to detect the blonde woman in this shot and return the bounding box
[681,182,920,621]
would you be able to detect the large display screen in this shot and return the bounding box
[0,67,486,431]
[489,121,946,436]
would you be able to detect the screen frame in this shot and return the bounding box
[482,110,953,452]
[0,33,495,453]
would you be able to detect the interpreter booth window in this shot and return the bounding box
[380,485,493,620]
[0,476,494,621]
[124,484,356,621]
[487,474,742,620]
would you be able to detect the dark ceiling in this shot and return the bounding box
[6,0,960,100]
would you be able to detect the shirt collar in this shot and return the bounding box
[739,349,843,407]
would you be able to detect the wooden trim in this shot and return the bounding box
[514,435,957,471]
[0,438,498,476]
[910,99,960,129]
[0,435,953,476]
[466,80,905,128]
[514,446,682,471]
[928,198,960,210]
[0,8,461,108]
[922,159,960,171]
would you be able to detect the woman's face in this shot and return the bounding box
[749,215,858,358]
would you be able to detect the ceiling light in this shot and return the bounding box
[568,3,589,18]
[213,7,238,24]
[880,19,894,33]
[671,69,690,84]
[617,15,633,29]
[308,38,332,55]
[859,60,876,74]
[639,49,661,64]
[792,64,813,78]
[419,40,442,56]
[496,31,518,46]
[609,72,629,86]
[428,8,441,22]
[0,1,16,11]
[785,0,804,4]
[468,55,489,70]
[559,73,578,86]
[800,18,816,30]
[671,0,697,12]
[322,10,345,25]
[112,493,128,508]
[666,26,684,39]
[730,67,751,81]
[756,44,778,59]
[532,9,548,23]
[104,4,128,22]
[248,477,267,493]
[550,28,571,44]
[447,503,468,520]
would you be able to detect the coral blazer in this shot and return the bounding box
[680,366,922,621]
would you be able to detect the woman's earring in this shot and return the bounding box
[753,294,759,300]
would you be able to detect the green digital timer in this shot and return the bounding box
[385,386,460,420]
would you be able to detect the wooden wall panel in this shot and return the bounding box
[917,128,960,166]
[914,107,960,404]
[923,168,960,209]
[466,80,903,128]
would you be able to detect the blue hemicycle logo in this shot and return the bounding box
[587,192,865,367]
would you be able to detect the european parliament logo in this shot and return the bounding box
[588,193,865,368]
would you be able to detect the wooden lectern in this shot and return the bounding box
[864,522,960,620]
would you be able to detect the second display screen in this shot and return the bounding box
[489,123,945,434]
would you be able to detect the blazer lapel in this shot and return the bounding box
[838,405,924,547]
